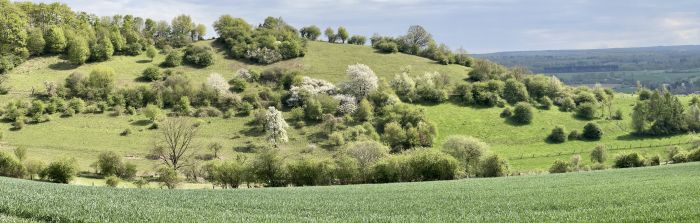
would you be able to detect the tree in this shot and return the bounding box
[503,79,529,104]
[45,25,67,54]
[511,102,533,124]
[401,25,433,54]
[355,98,373,122]
[194,24,206,40]
[348,35,367,45]
[27,28,45,56]
[383,122,407,151]
[13,147,27,161]
[265,106,289,144]
[343,64,378,99]
[153,118,198,170]
[171,14,194,47]
[590,145,607,163]
[96,151,123,176]
[251,148,285,187]
[92,35,114,62]
[146,45,157,61]
[0,151,26,178]
[479,155,509,177]
[66,36,89,65]
[0,0,29,62]
[442,135,488,176]
[324,27,335,43]
[337,26,349,43]
[582,122,603,140]
[300,25,321,40]
[547,126,567,143]
[42,158,78,183]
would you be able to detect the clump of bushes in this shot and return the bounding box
[547,126,566,143]
[142,66,163,81]
[613,153,645,168]
[511,102,533,124]
[184,45,214,67]
[96,151,137,180]
[41,158,78,183]
[162,51,183,67]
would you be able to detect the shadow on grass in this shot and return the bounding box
[130,119,152,126]
[615,133,678,141]
[49,61,79,71]
[239,127,264,137]
[136,60,152,64]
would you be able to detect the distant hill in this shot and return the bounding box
[475,45,700,93]
[474,45,700,73]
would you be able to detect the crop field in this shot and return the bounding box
[0,162,698,222]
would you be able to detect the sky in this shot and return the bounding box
[27,0,700,53]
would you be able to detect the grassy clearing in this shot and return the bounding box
[422,94,695,171]
[0,162,698,222]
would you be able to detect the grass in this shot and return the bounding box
[0,162,698,222]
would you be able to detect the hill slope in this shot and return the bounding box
[0,163,698,222]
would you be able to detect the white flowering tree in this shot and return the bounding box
[265,106,289,145]
[207,73,230,94]
[343,64,378,99]
[286,76,337,106]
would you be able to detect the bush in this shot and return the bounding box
[576,103,598,120]
[376,40,399,53]
[479,155,509,177]
[647,155,661,166]
[156,167,181,189]
[373,149,458,183]
[184,45,214,67]
[162,51,183,67]
[689,149,700,161]
[540,96,553,110]
[0,152,26,178]
[329,132,345,147]
[568,130,581,140]
[547,126,567,143]
[142,66,162,81]
[124,42,143,56]
[97,151,123,177]
[105,175,121,187]
[42,158,78,183]
[590,145,607,163]
[670,151,689,163]
[286,157,332,186]
[229,77,247,92]
[511,102,533,124]
[582,122,603,140]
[208,160,247,189]
[549,160,570,173]
[441,135,488,176]
[613,153,645,168]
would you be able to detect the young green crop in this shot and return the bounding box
[0,163,698,222]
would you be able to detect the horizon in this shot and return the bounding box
[23,0,700,54]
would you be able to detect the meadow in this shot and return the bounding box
[0,162,698,222]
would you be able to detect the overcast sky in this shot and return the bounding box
[27,0,700,53]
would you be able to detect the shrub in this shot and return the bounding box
[120,128,132,136]
[560,97,576,112]
[590,145,607,163]
[576,103,598,120]
[499,108,512,118]
[345,140,389,182]
[405,149,458,181]
[689,149,700,161]
[97,151,123,177]
[142,66,162,81]
[124,42,142,56]
[156,167,181,189]
[143,104,164,122]
[376,40,399,53]
[42,158,78,183]
[479,155,509,177]
[105,175,121,187]
[0,152,26,178]
[582,122,603,140]
[441,135,488,176]
[612,109,623,120]
[329,132,345,147]
[549,160,570,173]
[162,51,183,67]
[647,155,661,166]
[24,159,45,180]
[613,153,645,168]
[133,178,149,188]
[184,45,214,67]
[229,77,247,92]
[511,102,533,124]
[286,157,332,186]
[250,148,286,187]
[670,151,689,163]
[208,160,247,189]
[547,126,567,143]
[568,130,581,140]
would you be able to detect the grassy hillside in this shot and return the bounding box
[0,40,696,175]
[0,163,698,222]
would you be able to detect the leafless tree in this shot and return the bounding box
[153,118,198,170]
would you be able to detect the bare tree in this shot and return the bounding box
[153,118,198,170]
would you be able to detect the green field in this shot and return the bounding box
[1,40,696,176]
[0,162,698,222]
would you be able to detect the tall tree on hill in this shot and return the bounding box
[300,25,321,40]
[401,25,433,55]
[324,27,335,43]
[265,107,289,145]
[337,26,349,43]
